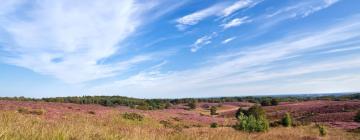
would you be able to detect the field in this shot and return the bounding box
[0,99,359,140]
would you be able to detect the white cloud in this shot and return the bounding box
[176,0,260,29]
[222,16,251,29]
[266,0,340,19]
[0,0,165,83]
[190,33,217,52]
[88,17,360,98]
[221,0,259,17]
[176,4,225,29]
[222,37,236,44]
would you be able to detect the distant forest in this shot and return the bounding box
[1,93,359,110]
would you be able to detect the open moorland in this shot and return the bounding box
[0,94,360,140]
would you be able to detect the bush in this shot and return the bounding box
[17,107,29,114]
[234,112,269,132]
[17,108,44,115]
[281,113,292,127]
[88,111,96,115]
[29,109,45,115]
[271,99,279,106]
[318,125,327,136]
[261,100,271,106]
[355,110,360,122]
[210,106,217,115]
[247,105,266,119]
[122,112,144,121]
[269,120,281,127]
[210,122,218,128]
[187,101,197,110]
[235,105,266,120]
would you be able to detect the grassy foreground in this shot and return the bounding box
[0,111,359,140]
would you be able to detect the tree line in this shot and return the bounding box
[0,93,359,110]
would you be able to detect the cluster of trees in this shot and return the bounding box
[260,98,279,106]
[234,105,269,132]
[1,93,359,110]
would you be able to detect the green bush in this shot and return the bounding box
[355,110,360,122]
[234,112,269,132]
[210,106,217,115]
[210,122,218,128]
[122,112,144,121]
[281,113,292,127]
[261,100,271,106]
[271,99,279,106]
[318,125,327,136]
[247,105,266,119]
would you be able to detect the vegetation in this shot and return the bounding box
[210,106,217,115]
[234,106,269,132]
[318,125,327,136]
[354,110,360,122]
[281,113,292,127]
[1,111,359,140]
[210,122,218,128]
[17,107,45,115]
[234,112,269,132]
[261,100,272,106]
[1,93,359,110]
[122,112,144,121]
[187,100,197,110]
[271,98,279,106]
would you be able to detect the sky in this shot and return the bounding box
[0,0,360,98]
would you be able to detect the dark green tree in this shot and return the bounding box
[210,106,217,115]
[355,110,360,122]
[281,113,292,127]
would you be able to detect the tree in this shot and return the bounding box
[234,112,269,132]
[261,100,271,106]
[355,110,360,122]
[188,100,197,110]
[271,98,279,106]
[281,113,292,127]
[247,105,266,119]
[235,107,247,119]
[210,106,217,115]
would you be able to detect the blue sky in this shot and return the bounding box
[1,0,360,98]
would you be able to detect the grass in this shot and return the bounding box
[0,110,359,140]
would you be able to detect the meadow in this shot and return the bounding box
[0,97,360,140]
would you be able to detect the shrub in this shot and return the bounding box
[17,108,44,115]
[247,105,266,119]
[235,105,266,120]
[160,120,172,128]
[271,99,279,106]
[210,122,218,128]
[235,108,247,119]
[281,113,292,127]
[88,111,96,115]
[122,112,144,121]
[17,107,29,114]
[261,100,271,106]
[187,101,197,110]
[165,102,172,109]
[318,125,327,136]
[269,120,281,127]
[210,106,217,115]
[29,109,45,115]
[355,110,360,122]
[234,112,269,132]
